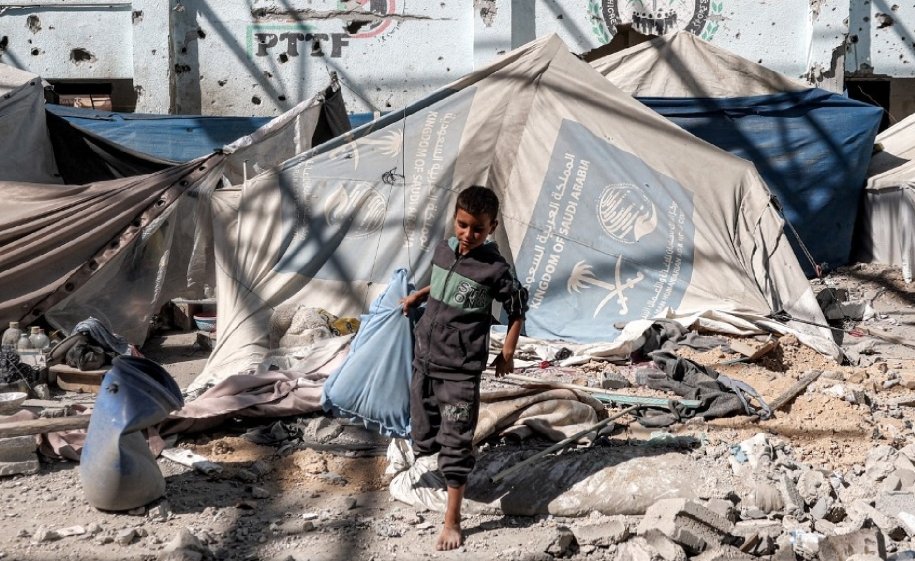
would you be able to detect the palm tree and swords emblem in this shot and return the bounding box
[567,257,644,317]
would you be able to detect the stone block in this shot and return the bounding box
[818,528,886,561]
[0,435,37,463]
[573,519,629,547]
[0,458,39,477]
[637,498,733,554]
[815,518,837,535]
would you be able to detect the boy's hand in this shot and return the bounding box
[491,351,514,377]
[399,294,417,316]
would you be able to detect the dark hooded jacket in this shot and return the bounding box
[413,237,528,380]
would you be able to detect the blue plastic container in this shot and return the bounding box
[79,355,183,511]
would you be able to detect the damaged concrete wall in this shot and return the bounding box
[847,0,915,78]
[0,0,913,115]
[170,0,468,115]
[0,3,134,79]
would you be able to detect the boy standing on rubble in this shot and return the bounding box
[401,185,528,551]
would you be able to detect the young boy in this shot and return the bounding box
[401,186,528,551]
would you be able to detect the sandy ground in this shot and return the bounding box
[1,263,915,560]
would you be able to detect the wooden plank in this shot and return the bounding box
[0,415,91,438]
[768,370,823,413]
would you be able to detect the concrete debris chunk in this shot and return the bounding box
[753,482,784,513]
[573,519,630,546]
[0,435,37,462]
[0,459,39,477]
[704,498,738,523]
[544,526,577,558]
[692,545,755,561]
[779,473,805,515]
[637,498,733,554]
[818,528,886,561]
[640,530,687,561]
[797,469,832,504]
[897,511,915,537]
[865,445,898,482]
[149,501,171,521]
[56,526,86,537]
[875,491,915,519]
[616,537,657,561]
[163,528,209,556]
[852,500,907,540]
[31,526,60,543]
[731,520,780,556]
[116,528,137,546]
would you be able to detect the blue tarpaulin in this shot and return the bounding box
[321,268,415,437]
[46,104,271,162]
[639,89,882,276]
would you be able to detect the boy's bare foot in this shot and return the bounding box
[436,524,462,551]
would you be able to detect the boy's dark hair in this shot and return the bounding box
[455,186,499,221]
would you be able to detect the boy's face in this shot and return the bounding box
[454,209,497,255]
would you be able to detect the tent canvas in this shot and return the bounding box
[853,112,915,275]
[0,64,60,183]
[590,32,883,277]
[0,80,350,345]
[39,83,351,345]
[194,34,837,390]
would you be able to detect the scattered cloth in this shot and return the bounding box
[73,317,128,355]
[635,350,771,427]
[475,386,606,444]
[638,319,730,356]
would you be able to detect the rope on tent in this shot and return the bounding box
[768,192,823,278]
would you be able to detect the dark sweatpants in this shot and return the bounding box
[410,366,481,488]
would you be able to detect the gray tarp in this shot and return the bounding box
[0,63,60,183]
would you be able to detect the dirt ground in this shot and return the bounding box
[1,263,915,560]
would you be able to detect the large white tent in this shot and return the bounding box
[854,113,915,278]
[193,34,838,389]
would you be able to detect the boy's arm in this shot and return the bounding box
[492,315,523,377]
[400,285,430,315]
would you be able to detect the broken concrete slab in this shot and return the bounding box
[818,528,886,561]
[572,518,629,547]
[637,498,733,554]
[875,491,915,519]
[0,435,37,462]
[692,545,755,561]
[852,500,907,540]
[0,458,39,477]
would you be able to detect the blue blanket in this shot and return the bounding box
[321,268,415,437]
